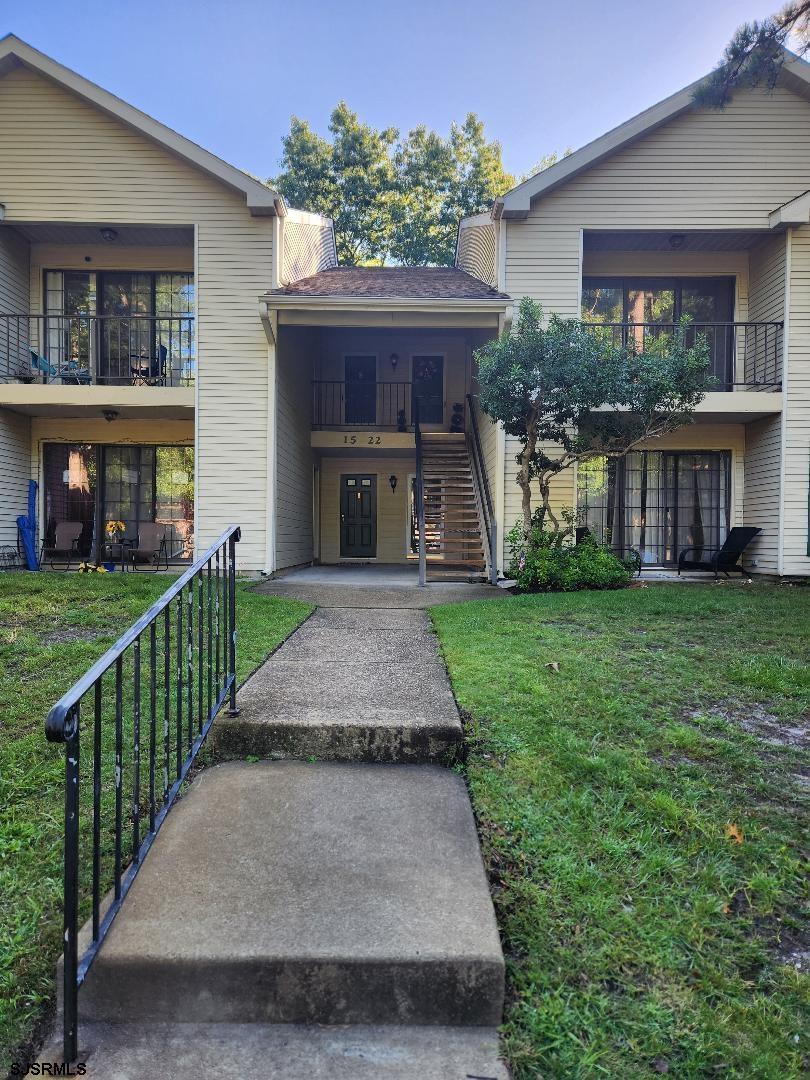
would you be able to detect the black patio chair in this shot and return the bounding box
[677,526,762,578]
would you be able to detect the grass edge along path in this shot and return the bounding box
[432,583,809,1079]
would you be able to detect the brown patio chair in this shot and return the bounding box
[128,523,169,572]
[40,521,83,570]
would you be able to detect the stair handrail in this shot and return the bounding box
[44,525,241,1064]
[466,393,498,585]
[414,396,427,586]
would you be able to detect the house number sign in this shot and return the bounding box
[343,433,384,446]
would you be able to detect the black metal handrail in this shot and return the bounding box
[312,380,412,429]
[582,320,783,391]
[414,397,427,587]
[466,393,498,585]
[0,313,195,387]
[45,525,240,1063]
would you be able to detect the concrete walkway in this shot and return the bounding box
[44,568,509,1078]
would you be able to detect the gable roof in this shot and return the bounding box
[0,34,280,216]
[271,266,510,301]
[497,50,810,219]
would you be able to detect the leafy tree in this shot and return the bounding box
[274,103,397,264]
[519,148,573,183]
[475,298,711,534]
[695,2,809,109]
[272,108,512,265]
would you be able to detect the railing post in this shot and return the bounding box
[414,397,427,587]
[62,704,80,1065]
[227,531,240,715]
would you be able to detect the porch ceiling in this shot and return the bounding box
[583,230,769,252]
[7,222,194,246]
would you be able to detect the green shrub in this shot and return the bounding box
[506,522,631,593]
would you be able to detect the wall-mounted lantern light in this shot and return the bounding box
[388,474,398,494]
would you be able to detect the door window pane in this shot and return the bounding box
[42,443,97,556]
[155,447,194,560]
[626,285,675,325]
[581,283,623,324]
[156,273,195,386]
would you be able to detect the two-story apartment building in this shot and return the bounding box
[1,34,808,580]
[458,51,810,579]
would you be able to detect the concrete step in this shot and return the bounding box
[78,762,505,1027]
[39,1022,508,1079]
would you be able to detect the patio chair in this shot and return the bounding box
[130,344,168,386]
[40,521,84,570]
[128,523,169,572]
[677,526,762,578]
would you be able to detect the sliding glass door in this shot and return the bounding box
[577,450,731,567]
[581,277,735,388]
[42,443,194,562]
[44,270,195,385]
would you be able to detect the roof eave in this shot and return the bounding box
[0,34,281,216]
[262,292,511,312]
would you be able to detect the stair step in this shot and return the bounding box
[37,1023,508,1079]
[78,763,504,1027]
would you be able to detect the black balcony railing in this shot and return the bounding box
[0,314,195,387]
[312,380,412,428]
[45,526,240,1063]
[582,321,783,391]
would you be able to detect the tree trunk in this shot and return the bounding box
[517,420,538,535]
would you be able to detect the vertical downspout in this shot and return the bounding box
[777,228,791,577]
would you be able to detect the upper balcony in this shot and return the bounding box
[0,313,195,387]
[582,320,783,392]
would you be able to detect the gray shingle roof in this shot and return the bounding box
[272,266,510,300]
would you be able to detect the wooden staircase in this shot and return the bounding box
[418,434,487,582]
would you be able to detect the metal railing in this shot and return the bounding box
[414,397,427,587]
[0,314,195,386]
[466,393,498,585]
[582,321,783,391]
[312,380,412,428]
[45,526,240,1063]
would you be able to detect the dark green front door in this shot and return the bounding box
[340,475,376,557]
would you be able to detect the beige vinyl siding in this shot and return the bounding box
[275,328,315,569]
[783,225,810,575]
[282,219,336,285]
[318,455,414,564]
[748,233,787,387]
[0,225,30,375]
[0,408,31,544]
[744,416,782,573]
[457,221,497,287]
[0,64,273,571]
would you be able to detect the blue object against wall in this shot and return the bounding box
[16,480,39,571]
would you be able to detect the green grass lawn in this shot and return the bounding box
[432,583,809,1079]
[0,572,311,1075]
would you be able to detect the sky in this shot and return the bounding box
[1,0,776,182]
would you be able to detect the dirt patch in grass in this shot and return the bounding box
[687,702,808,748]
[38,626,114,646]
